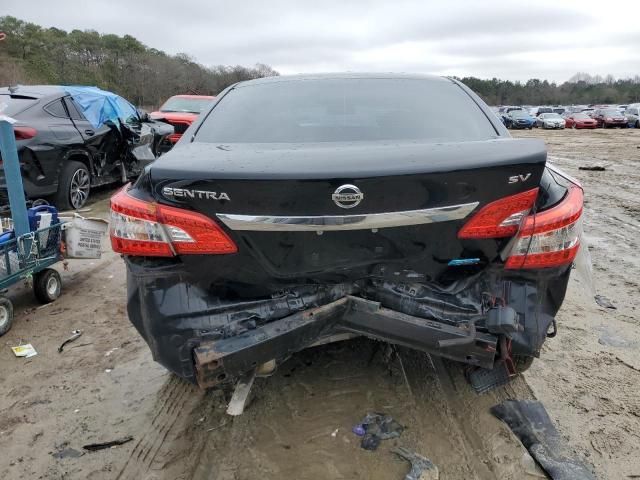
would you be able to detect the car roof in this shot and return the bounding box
[171,94,215,99]
[235,72,451,88]
[0,85,65,98]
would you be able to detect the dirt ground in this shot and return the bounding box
[0,128,638,480]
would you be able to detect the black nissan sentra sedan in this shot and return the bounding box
[110,74,583,391]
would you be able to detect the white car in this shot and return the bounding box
[537,113,566,129]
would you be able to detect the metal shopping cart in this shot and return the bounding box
[0,118,65,335]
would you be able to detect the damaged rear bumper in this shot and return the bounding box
[125,259,570,388]
[192,295,498,388]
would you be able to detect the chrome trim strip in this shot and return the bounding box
[216,202,479,232]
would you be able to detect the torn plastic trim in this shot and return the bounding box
[193,295,498,388]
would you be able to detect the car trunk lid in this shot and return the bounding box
[146,138,546,279]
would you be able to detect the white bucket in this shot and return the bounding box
[62,216,109,259]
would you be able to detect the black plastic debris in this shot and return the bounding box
[58,330,82,353]
[393,447,439,480]
[353,413,404,451]
[594,294,616,309]
[468,363,512,394]
[82,435,133,452]
[491,400,595,480]
[578,166,606,171]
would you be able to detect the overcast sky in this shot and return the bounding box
[4,0,640,82]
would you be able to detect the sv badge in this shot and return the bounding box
[508,173,531,184]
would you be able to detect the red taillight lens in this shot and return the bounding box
[14,126,37,140]
[458,188,539,239]
[110,187,237,257]
[505,185,583,269]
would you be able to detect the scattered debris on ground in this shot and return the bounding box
[51,445,83,459]
[594,294,616,309]
[11,343,37,358]
[58,329,82,353]
[353,413,404,451]
[393,446,439,480]
[578,166,606,171]
[491,400,596,480]
[82,435,133,452]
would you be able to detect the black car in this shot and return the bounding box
[0,85,173,209]
[111,74,584,391]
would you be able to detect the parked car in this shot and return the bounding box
[535,107,553,117]
[537,112,566,129]
[624,105,640,128]
[568,105,589,114]
[552,107,566,115]
[150,95,215,149]
[593,108,628,128]
[0,85,173,209]
[111,73,584,389]
[563,113,598,129]
[505,110,535,129]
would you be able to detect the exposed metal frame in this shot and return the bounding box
[216,202,479,232]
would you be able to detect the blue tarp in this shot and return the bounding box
[63,86,138,129]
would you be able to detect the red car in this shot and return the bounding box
[564,113,598,129]
[151,95,215,145]
[592,108,628,128]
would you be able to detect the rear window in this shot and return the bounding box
[195,78,497,143]
[0,94,38,116]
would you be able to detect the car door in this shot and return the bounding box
[63,96,124,179]
[36,97,85,187]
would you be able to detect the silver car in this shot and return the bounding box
[537,112,566,129]
[625,105,640,128]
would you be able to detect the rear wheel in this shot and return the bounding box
[636,120,640,129]
[0,296,14,336]
[33,268,62,304]
[56,161,91,210]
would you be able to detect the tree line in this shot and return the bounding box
[0,16,278,108]
[1,16,639,108]
[458,73,640,106]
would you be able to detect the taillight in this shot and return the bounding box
[458,188,539,239]
[14,126,37,140]
[505,185,583,269]
[110,187,237,257]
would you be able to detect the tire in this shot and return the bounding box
[514,355,535,373]
[33,268,62,304]
[0,296,14,336]
[636,120,640,129]
[55,161,91,210]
